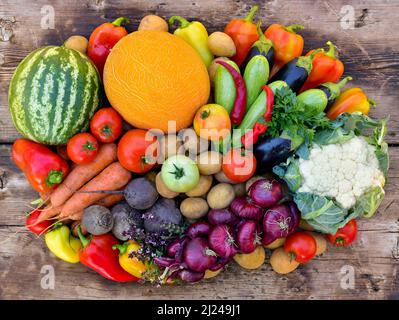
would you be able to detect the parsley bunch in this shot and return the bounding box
[264,86,331,148]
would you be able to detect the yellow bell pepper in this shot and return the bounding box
[327,87,376,120]
[44,224,81,263]
[169,15,214,67]
[113,240,148,279]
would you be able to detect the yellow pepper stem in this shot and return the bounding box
[169,16,190,28]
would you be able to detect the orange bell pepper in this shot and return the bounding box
[300,41,344,92]
[265,24,304,76]
[326,87,376,120]
[224,5,259,67]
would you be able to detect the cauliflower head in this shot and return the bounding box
[297,136,385,209]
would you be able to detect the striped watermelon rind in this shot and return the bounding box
[8,46,101,145]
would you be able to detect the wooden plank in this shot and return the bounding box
[0,145,398,299]
[0,0,399,143]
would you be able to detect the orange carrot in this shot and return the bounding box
[95,193,125,207]
[50,143,117,208]
[37,205,62,222]
[59,162,132,218]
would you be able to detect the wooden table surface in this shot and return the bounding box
[1,0,399,300]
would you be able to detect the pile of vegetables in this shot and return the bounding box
[11,5,389,285]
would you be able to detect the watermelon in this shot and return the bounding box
[8,46,101,145]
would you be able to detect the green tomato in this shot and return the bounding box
[161,155,200,193]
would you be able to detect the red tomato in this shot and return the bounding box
[90,107,123,143]
[284,232,317,263]
[117,129,159,173]
[222,148,256,183]
[327,219,358,247]
[26,209,52,235]
[67,133,99,165]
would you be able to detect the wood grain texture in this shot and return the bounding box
[0,0,398,300]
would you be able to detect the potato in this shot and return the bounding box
[159,134,184,160]
[138,15,168,32]
[180,197,209,219]
[208,57,230,87]
[145,171,157,184]
[197,151,222,175]
[308,232,327,256]
[204,268,222,279]
[186,175,213,197]
[233,183,246,197]
[208,32,236,57]
[270,247,300,274]
[207,183,235,209]
[155,173,179,199]
[234,246,266,270]
[214,170,237,184]
[179,128,209,155]
[245,175,263,191]
[264,238,286,250]
[64,35,88,54]
[299,219,314,231]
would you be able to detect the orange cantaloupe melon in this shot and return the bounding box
[103,31,210,132]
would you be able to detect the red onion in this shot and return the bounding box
[262,203,300,245]
[167,237,186,258]
[179,269,205,283]
[154,256,175,268]
[186,221,211,239]
[208,208,240,226]
[209,257,230,271]
[208,225,237,259]
[236,220,261,254]
[248,178,283,208]
[183,238,217,273]
[230,196,265,221]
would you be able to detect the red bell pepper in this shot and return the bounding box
[12,139,69,194]
[216,60,247,125]
[87,17,130,77]
[26,209,53,235]
[241,85,274,148]
[77,227,138,282]
[224,5,259,67]
[300,41,344,92]
[264,24,304,76]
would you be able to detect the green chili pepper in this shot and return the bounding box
[244,55,270,108]
[214,59,240,114]
[44,223,81,263]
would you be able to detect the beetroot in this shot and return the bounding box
[208,208,239,226]
[208,225,237,259]
[262,203,300,245]
[186,221,212,239]
[236,220,260,254]
[183,238,217,272]
[248,178,283,208]
[230,196,264,221]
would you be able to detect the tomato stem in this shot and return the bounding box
[169,163,185,180]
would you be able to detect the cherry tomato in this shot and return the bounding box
[67,133,99,165]
[90,107,123,143]
[117,129,159,173]
[327,219,358,247]
[222,148,256,183]
[26,209,52,235]
[284,232,317,263]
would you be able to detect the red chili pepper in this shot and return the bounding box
[77,227,138,282]
[241,85,274,148]
[12,139,69,194]
[216,60,247,125]
[265,24,304,76]
[87,17,130,77]
[26,209,53,235]
[224,5,259,67]
[300,41,344,92]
